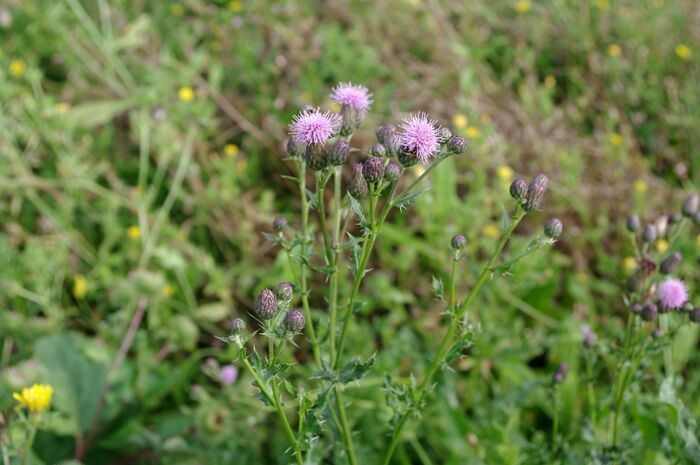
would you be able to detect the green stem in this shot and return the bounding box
[660,314,673,379]
[553,385,560,442]
[21,416,39,465]
[585,353,598,444]
[334,386,358,465]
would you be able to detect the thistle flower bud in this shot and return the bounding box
[340,106,361,135]
[254,289,277,320]
[651,327,664,339]
[283,309,305,333]
[639,256,657,276]
[273,217,288,233]
[693,211,700,225]
[384,162,401,183]
[447,135,468,154]
[654,215,669,238]
[681,193,699,217]
[626,214,641,233]
[327,140,350,166]
[544,218,563,239]
[690,308,700,323]
[305,143,328,171]
[631,303,643,314]
[363,157,385,184]
[641,224,657,244]
[581,324,596,349]
[626,272,644,293]
[398,147,420,167]
[451,234,467,250]
[275,282,294,301]
[640,302,658,322]
[376,124,396,145]
[348,163,369,198]
[369,143,386,158]
[524,174,548,211]
[383,132,402,157]
[509,179,527,201]
[552,362,569,384]
[230,318,246,335]
[660,252,682,275]
[287,138,304,158]
[437,127,452,144]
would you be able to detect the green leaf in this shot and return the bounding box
[63,100,134,128]
[348,195,369,232]
[501,204,511,231]
[194,302,229,322]
[431,276,444,301]
[394,186,431,211]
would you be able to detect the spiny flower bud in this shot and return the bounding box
[363,157,385,184]
[369,143,386,158]
[681,193,699,217]
[286,138,304,158]
[397,147,419,167]
[384,162,401,183]
[376,124,396,145]
[383,132,402,157]
[273,217,288,233]
[510,179,527,201]
[348,163,369,198]
[552,362,569,384]
[641,224,657,244]
[283,309,305,333]
[651,327,664,339]
[626,272,644,293]
[660,252,682,275]
[544,218,563,239]
[524,174,548,211]
[327,140,350,166]
[639,256,657,276]
[230,318,246,335]
[631,303,643,314]
[437,127,452,144]
[690,308,700,323]
[275,282,294,301]
[340,106,360,135]
[581,324,596,349]
[447,135,468,154]
[626,214,641,233]
[640,302,658,322]
[305,143,328,171]
[451,234,467,250]
[254,289,277,320]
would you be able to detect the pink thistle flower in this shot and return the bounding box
[219,364,238,385]
[658,278,688,310]
[399,113,440,163]
[290,108,341,146]
[330,82,373,115]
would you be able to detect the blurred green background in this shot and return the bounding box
[1,0,699,463]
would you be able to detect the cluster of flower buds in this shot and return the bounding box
[253,284,305,336]
[509,174,549,211]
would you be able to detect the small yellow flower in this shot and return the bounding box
[609,133,623,147]
[634,179,648,194]
[496,165,513,181]
[127,225,141,239]
[675,44,692,60]
[452,114,468,129]
[623,256,637,272]
[515,0,531,14]
[607,44,622,58]
[224,144,239,157]
[228,0,243,11]
[178,86,195,102]
[595,0,610,10]
[9,59,26,77]
[54,102,70,114]
[169,3,184,16]
[655,239,669,253]
[330,102,342,113]
[482,224,500,238]
[465,126,481,139]
[162,285,175,297]
[544,75,556,88]
[73,274,87,300]
[13,384,53,413]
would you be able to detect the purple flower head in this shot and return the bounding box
[658,278,688,310]
[331,82,373,115]
[219,365,238,385]
[289,108,341,146]
[399,113,440,163]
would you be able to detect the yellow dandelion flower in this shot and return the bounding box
[224,144,239,157]
[452,114,468,129]
[496,165,514,181]
[515,0,531,14]
[9,59,26,77]
[595,0,610,10]
[127,225,141,239]
[169,3,184,16]
[607,44,622,58]
[13,384,53,413]
[178,86,195,102]
[609,133,623,147]
[623,256,637,272]
[330,102,342,113]
[162,285,175,297]
[675,44,692,60]
[465,126,481,139]
[482,224,500,238]
[634,179,648,194]
[73,274,87,300]
[54,102,70,114]
[544,75,556,88]
[228,0,243,11]
[655,239,669,253]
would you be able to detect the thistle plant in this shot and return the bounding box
[220,83,559,464]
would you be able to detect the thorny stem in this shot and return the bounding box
[660,314,673,379]
[382,207,526,465]
[334,385,358,465]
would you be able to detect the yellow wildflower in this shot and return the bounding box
[655,239,669,253]
[623,256,637,272]
[609,133,623,147]
[228,0,243,11]
[9,59,26,77]
[452,114,468,129]
[544,75,556,88]
[675,44,692,60]
[73,274,87,300]
[465,126,481,139]
[595,0,610,10]
[169,3,184,16]
[127,225,141,239]
[13,384,53,413]
[178,86,195,102]
[515,0,531,14]
[496,165,514,181]
[54,102,70,114]
[482,224,500,238]
[633,179,648,194]
[224,144,239,157]
[162,285,175,298]
[607,44,622,58]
